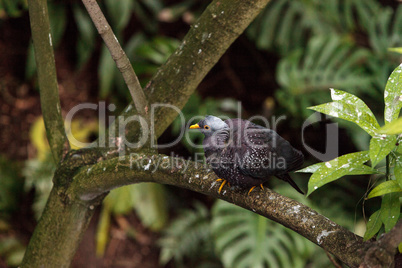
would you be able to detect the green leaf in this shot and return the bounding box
[2,0,26,17]
[73,4,96,68]
[23,153,56,220]
[0,237,25,266]
[395,156,402,188]
[158,202,215,267]
[384,64,402,123]
[380,193,400,232]
[98,46,117,98]
[369,135,396,167]
[95,203,111,256]
[296,162,324,173]
[277,36,371,98]
[364,210,382,241]
[105,0,133,33]
[379,117,402,134]
[132,183,168,231]
[104,185,135,215]
[309,89,380,136]
[388,47,402,54]
[367,180,402,199]
[307,151,376,196]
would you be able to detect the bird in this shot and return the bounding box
[189,115,304,195]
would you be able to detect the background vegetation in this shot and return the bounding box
[0,0,401,266]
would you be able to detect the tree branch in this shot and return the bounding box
[20,188,102,267]
[68,153,365,268]
[81,0,152,146]
[360,220,402,267]
[110,0,270,145]
[81,0,147,115]
[28,0,69,163]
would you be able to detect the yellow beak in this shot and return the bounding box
[189,123,200,129]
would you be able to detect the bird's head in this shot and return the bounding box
[189,115,229,137]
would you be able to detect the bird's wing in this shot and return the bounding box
[235,123,304,178]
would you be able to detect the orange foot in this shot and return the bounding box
[216,178,231,194]
[248,184,264,195]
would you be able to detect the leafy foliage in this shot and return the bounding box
[21,0,175,101]
[247,0,382,54]
[298,151,376,196]
[0,236,26,267]
[309,89,380,136]
[301,64,402,240]
[23,153,56,221]
[131,183,168,230]
[96,183,168,256]
[159,186,335,268]
[380,117,402,134]
[212,200,316,268]
[23,117,99,220]
[277,36,370,94]
[384,62,402,124]
[99,35,180,99]
[158,202,219,268]
[0,0,27,18]
[248,0,402,119]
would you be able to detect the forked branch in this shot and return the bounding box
[81,0,148,121]
[28,0,69,163]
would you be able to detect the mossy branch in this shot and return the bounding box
[68,153,366,268]
[360,220,402,267]
[28,0,69,163]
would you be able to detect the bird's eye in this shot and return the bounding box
[204,125,210,130]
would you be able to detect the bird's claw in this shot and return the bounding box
[248,184,264,195]
[216,179,230,194]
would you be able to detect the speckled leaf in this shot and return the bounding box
[369,135,397,167]
[395,157,402,188]
[380,193,400,232]
[308,89,379,136]
[379,117,402,134]
[307,151,376,196]
[296,162,324,173]
[384,64,402,123]
[367,180,402,199]
[363,210,382,241]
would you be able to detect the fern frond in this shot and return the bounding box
[158,202,219,267]
[211,199,318,268]
[247,0,379,54]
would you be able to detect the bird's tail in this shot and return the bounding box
[276,173,304,195]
